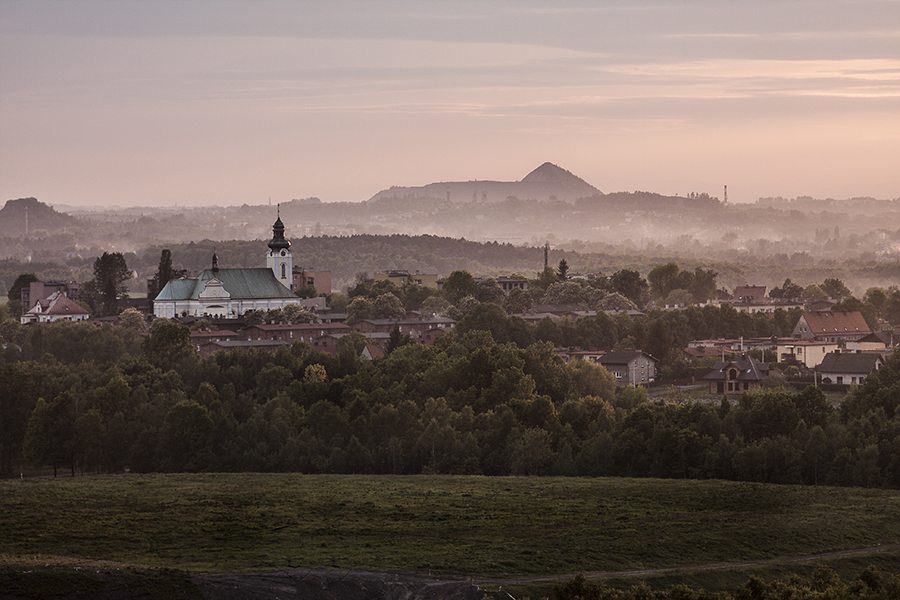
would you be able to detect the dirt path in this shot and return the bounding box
[191,544,899,599]
[470,543,900,586]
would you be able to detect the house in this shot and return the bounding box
[153,214,312,319]
[791,311,872,343]
[495,276,529,294]
[776,340,839,369]
[818,352,884,386]
[20,291,90,324]
[189,329,241,353]
[844,332,889,352]
[559,348,606,363]
[351,317,454,345]
[243,322,351,343]
[362,343,386,360]
[703,354,770,395]
[733,285,768,303]
[598,351,658,387]
[375,270,438,289]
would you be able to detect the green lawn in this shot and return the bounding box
[2,474,897,582]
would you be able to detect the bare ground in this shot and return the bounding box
[2,545,896,600]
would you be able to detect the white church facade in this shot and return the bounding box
[153,213,316,319]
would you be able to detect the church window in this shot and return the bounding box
[281,264,286,278]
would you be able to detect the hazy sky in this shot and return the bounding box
[1,0,898,207]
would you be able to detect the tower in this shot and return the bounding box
[267,205,293,290]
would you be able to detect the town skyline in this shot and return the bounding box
[2,0,898,208]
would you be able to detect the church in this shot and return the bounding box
[153,213,311,319]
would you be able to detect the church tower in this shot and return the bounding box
[267,206,293,290]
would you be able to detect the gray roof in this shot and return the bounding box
[818,352,884,375]
[704,354,769,382]
[156,268,295,301]
[599,351,657,366]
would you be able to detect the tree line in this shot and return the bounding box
[2,318,899,488]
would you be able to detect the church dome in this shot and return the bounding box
[268,216,291,251]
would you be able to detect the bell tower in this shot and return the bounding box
[267,205,293,290]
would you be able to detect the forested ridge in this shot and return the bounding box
[2,314,899,487]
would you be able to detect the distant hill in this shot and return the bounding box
[367,162,601,204]
[0,197,83,238]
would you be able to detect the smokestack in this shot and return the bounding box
[724,185,728,204]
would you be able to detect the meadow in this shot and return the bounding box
[2,473,898,590]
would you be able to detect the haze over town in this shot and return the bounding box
[2,0,898,209]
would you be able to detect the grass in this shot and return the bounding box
[1,474,898,586]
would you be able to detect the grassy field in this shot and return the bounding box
[1,474,898,591]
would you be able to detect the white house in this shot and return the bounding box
[21,291,90,324]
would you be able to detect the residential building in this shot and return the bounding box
[21,291,90,324]
[844,332,889,352]
[375,270,438,288]
[818,352,884,386]
[243,322,351,343]
[495,276,529,294]
[292,267,332,295]
[598,351,658,387]
[703,354,770,395]
[791,311,872,343]
[776,340,839,369]
[21,281,80,312]
[189,329,240,353]
[351,317,454,345]
[733,285,768,303]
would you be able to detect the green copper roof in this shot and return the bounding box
[156,268,294,301]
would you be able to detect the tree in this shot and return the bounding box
[647,262,680,301]
[442,270,477,305]
[7,273,39,319]
[533,266,558,292]
[294,285,318,299]
[474,278,505,305]
[23,392,77,477]
[160,400,214,471]
[283,303,317,323]
[803,284,826,299]
[85,252,132,316]
[503,287,534,315]
[385,326,412,355]
[372,292,405,319]
[152,249,174,299]
[455,302,508,340]
[865,287,887,314]
[142,319,195,368]
[821,278,850,300]
[688,267,717,303]
[118,308,147,333]
[557,259,569,282]
[420,295,453,318]
[346,297,374,323]
[609,269,649,309]
[663,288,694,308]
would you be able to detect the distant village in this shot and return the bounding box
[12,212,894,397]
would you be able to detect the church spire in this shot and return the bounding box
[266,205,293,289]
[267,204,290,251]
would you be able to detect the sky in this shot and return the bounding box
[1,0,898,207]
